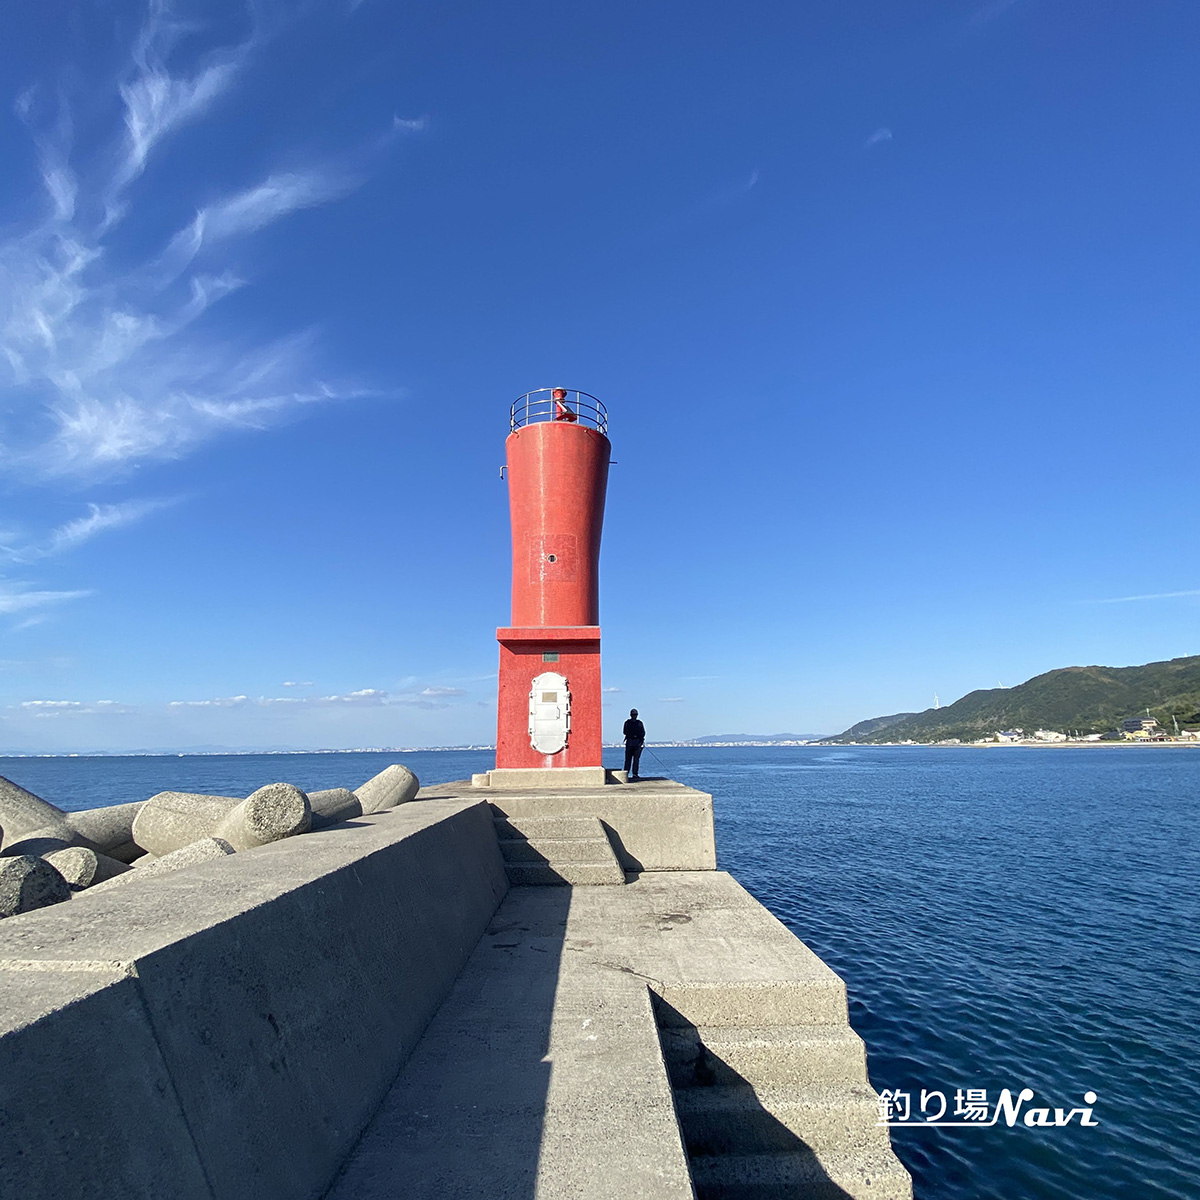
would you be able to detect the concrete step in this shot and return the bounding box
[662,1025,868,1089]
[672,1083,890,1158]
[498,836,616,865]
[494,813,625,886]
[493,814,602,839]
[504,861,625,886]
[689,1148,913,1200]
[653,981,848,1029]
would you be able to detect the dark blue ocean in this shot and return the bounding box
[3,745,1196,1200]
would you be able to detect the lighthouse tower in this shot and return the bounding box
[494,388,610,781]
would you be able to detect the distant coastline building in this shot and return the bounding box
[1033,729,1067,742]
[1121,716,1163,741]
[995,729,1025,743]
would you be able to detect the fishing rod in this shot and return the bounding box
[641,743,673,774]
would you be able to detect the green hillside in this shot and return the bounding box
[836,654,1200,743]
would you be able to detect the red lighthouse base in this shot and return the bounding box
[495,626,602,770]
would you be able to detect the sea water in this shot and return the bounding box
[668,744,1200,1200]
[2,745,1196,1200]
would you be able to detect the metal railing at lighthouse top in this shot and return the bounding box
[510,388,608,435]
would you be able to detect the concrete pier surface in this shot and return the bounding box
[329,871,909,1200]
[327,883,693,1200]
[0,778,909,1200]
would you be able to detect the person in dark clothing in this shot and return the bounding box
[623,708,646,780]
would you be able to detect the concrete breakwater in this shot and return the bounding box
[0,772,912,1199]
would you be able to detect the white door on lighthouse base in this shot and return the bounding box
[529,671,570,755]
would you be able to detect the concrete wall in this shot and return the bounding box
[0,798,508,1200]
[416,779,717,872]
[484,785,717,872]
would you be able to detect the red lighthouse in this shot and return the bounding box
[495,388,610,778]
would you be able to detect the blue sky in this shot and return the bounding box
[1,0,1197,752]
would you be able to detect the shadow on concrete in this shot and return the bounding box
[652,994,855,1200]
[324,886,572,1200]
[598,819,643,872]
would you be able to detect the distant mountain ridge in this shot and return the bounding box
[836,713,917,738]
[835,654,1200,743]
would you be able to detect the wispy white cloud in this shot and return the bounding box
[392,115,428,134]
[653,169,760,238]
[865,127,893,149]
[602,685,622,693]
[692,169,759,217]
[11,615,51,632]
[0,581,92,615]
[281,680,314,688]
[0,2,412,482]
[167,685,466,711]
[109,0,250,204]
[0,499,174,626]
[161,171,363,268]
[969,0,1020,25]
[1092,589,1200,604]
[0,496,175,652]
[44,498,176,555]
[323,688,390,705]
[18,698,134,716]
[658,697,686,703]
